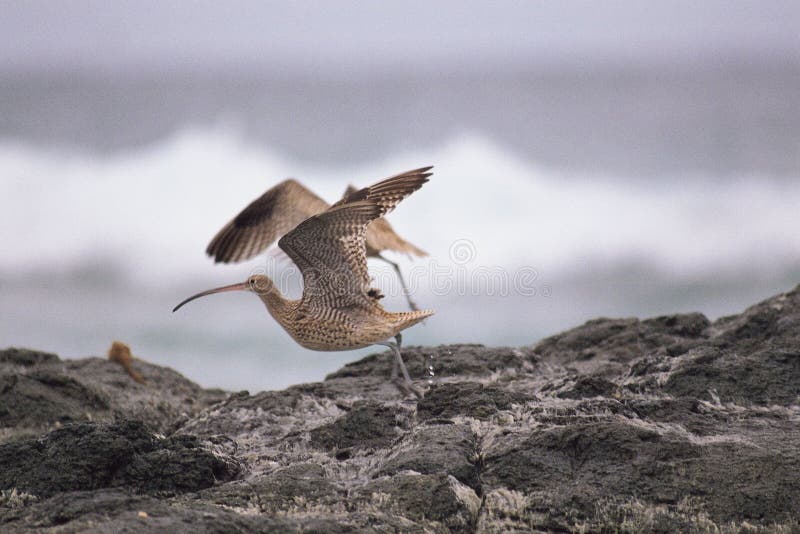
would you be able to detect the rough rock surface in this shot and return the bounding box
[2,286,800,531]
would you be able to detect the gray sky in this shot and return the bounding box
[1,0,798,73]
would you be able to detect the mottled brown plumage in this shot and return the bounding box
[174,167,435,397]
[206,169,428,309]
[206,179,329,264]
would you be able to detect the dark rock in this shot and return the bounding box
[328,344,537,380]
[251,464,344,515]
[0,371,110,428]
[0,348,227,443]
[533,312,710,374]
[627,352,672,377]
[535,317,639,358]
[190,463,345,517]
[0,489,322,532]
[377,424,481,492]
[664,346,800,405]
[557,375,618,399]
[483,418,800,524]
[417,382,528,421]
[711,285,800,353]
[642,312,711,338]
[624,397,721,435]
[4,285,800,531]
[309,400,408,451]
[59,357,229,434]
[355,474,480,532]
[486,421,685,506]
[0,348,59,367]
[0,420,241,498]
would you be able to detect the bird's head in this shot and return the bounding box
[245,274,276,295]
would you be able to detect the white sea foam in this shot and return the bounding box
[1,126,798,287]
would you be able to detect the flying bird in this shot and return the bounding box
[174,167,435,397]
[206,173,427,310]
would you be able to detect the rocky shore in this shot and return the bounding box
[2,286,800,532]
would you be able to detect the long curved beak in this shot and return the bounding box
[172,281,248,312]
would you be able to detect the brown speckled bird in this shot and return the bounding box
[206,171,427,310]
[174,167,435,397]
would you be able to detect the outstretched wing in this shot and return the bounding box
[206,179,330,263]
[365,217,428,257]
[279,167,432,308]
[341,183,427,258]
[330,166,432,211]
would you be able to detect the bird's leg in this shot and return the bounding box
[391,353,400,381]
[389,334,403,380]
[377,336,421,399]
[377,254,418,311]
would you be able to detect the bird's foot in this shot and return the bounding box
[393,378,423,399]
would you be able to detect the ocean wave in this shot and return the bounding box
[2,126,799,291]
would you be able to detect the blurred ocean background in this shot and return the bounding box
[1,1,799,390]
